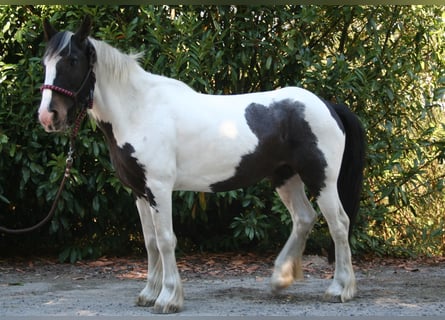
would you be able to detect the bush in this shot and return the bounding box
[1,5,444,261]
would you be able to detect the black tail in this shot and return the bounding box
[327,103,366,263]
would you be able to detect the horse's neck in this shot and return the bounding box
[89,39,196,128]
[89,40,145,124]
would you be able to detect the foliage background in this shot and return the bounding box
[1,5,444,262]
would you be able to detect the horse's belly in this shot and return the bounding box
[174,141,259,192]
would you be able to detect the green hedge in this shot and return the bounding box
[1,5,444,261]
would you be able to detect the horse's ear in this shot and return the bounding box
[73,15,92,43]
[43,18,58,42]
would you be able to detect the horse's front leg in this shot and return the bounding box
[135,198,163,308]
[142,181,183,314]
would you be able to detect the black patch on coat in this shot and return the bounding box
[210,99,327,198]
[98,121,156,207]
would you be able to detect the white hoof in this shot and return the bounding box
[151,286,184,314]
[324,279,356,302]
[271,259,303,293]
[136,284,160,307]
[152,301,183,314]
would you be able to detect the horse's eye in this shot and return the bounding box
[69,56,78,67]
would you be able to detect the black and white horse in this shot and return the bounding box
[38,16,365,313]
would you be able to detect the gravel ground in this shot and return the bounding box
[0,254,444,316]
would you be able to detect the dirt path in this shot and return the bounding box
[1,254,444,316]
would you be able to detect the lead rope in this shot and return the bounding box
[0,108,88,234]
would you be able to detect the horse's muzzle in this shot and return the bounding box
[39,107,69,132]
[39,107,55,132]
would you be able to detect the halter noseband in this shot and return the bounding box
[40,67,95,110]
[40,40,96,111]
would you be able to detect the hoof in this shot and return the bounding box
[149,286,184,314]
[323,293,343,303]
[324,280,356,303]
[270,262,303,294]
[271,279,291,294]
[151,302,183,314]
[136,295,156,307]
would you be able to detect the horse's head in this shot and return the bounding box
[38,16,96,132]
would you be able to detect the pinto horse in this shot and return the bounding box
[38,16,365,313]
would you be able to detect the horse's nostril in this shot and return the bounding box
[51,109,58,121]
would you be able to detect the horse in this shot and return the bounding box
[38,16,365,313]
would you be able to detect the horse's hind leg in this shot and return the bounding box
[271,175,317,291]
[317,182,356,302]
[136,198,163,307]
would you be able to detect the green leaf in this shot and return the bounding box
[92,195,100,212]
[266,56,272,70]
[0,194,10,204]
[2,21,10,33]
